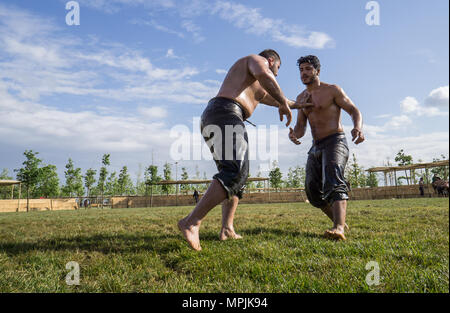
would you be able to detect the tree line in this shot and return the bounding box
[0,149,448,200]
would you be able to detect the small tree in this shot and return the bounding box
[35,165,60,198]
[269,161,283,191]
[346,153,366,188]
[365,172,379,187]
[105,171,119,196]
[84,168,97,198]
[62,158,83,197]
[162,162,174,195]
[135,164,147,196]
[430,154,449,180]
[118,166,133,195]
[97,154,110,208]
[145,165,161,195]
[180,167,189,191]
[395,149,413,185]
[256,171,264,189]
[14,150,42,212]
[286,165,305,188]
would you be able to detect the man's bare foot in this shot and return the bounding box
[219,228,243,241]
[324,228,346,241]
[177,218,202,251]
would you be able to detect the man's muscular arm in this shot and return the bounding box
[248,55,292,126]
[260,93,314,110]
[333,85,365,144]
[289,105,308,145]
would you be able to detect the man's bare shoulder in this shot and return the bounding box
[321,82,344,95]
[246,54,268,65]
[327,83,343,91]
[234,54,264,67]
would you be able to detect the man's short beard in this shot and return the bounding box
[303,76,318,85]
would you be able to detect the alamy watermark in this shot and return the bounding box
[66,1,80,26]
[365,261,381,286]
[65,261,80,286]
[365,1,380,26]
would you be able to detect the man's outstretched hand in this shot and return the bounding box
[290,91,315,109]
[351,128,365,144]
[279,104,292,127]
[289,127,301,145]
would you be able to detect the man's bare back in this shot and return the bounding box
[216,54,293,122]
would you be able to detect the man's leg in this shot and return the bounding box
[321,204,334,221]
[178,179,227,251]
[219,196,242,240]
[322,136,349,240]
[322,203,349,230]
[324,200,347,240]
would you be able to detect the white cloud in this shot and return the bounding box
[425,86,449,108]
[130,19,185,39]
[374,114,392,119]
[215,69,227,75]
[138,106,168,119]
[181,20,205,43]
[243,121,449,178]
[398,89,449,118]
[211,1,333,49]
[76,0,176,14]
[0,81,170,153]
[76,0,334,49]
[400,96,420,114]
[384,115,413,130]
[165,49,177,59]
[0,3,218,105]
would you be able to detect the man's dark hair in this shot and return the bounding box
[297,55,321,71]
[259,49,281,62]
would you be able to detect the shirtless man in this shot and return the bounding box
[289,55,364,240]
[178,49,311,251]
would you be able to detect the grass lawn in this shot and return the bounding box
[0,198,448,293]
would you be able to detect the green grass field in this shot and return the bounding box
[0,198,448,293]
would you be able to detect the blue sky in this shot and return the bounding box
[0,0,448,183]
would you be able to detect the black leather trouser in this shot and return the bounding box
[201,97,249,199]
[305,132,349,209]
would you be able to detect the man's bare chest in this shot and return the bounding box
[302,93,336,116]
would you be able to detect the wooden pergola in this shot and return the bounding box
[367,160,449,189]
[147,177,269,207]
[0,180,22,212]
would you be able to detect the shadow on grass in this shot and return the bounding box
[0,227,323,257]
[0,233,184,256]
[240,226,323,240]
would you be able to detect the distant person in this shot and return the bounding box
[432,174,441,193]
[193,190,199,204]
[419,178,424,196]
[432,174,441,184]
